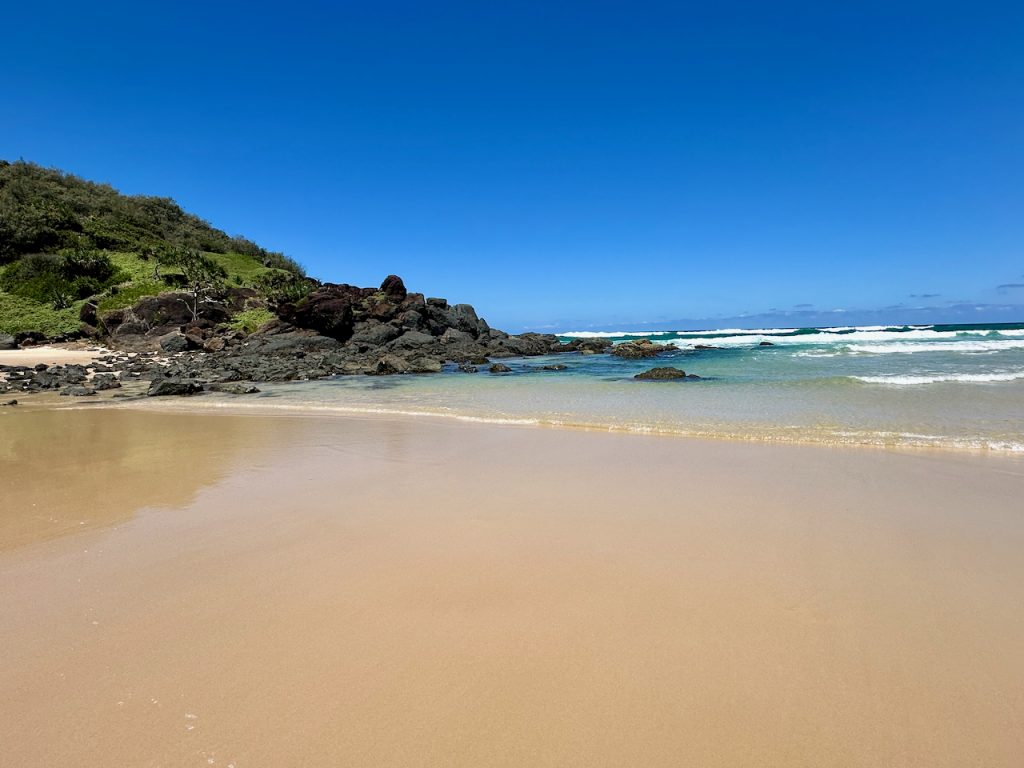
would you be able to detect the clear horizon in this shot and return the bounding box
[3,1,1022,332]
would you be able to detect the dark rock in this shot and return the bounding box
[203,337,226,353]
[207,382,261,395]
[458,364,479,373]
[610,339,664,359]
[0,334,17,351]
[535,364,567,371]
[350,321,401,347]
[277,284,362,342]
[489,363,512,373]
[147,378,202,397]
[758,341,775,346]
[426,297,448,309]
[61,386,96,396]
[2,399,17,406]
[694,344,723,350]
[379,274,408,300]
[91,374,122,391]
[569,338,613,355]
[634,367,697,380]
[370,354,411,375]
[159,332,189,353]
[391,330,435,349]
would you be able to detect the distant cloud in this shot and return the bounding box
[910,293,940,298]
[997,283,1024,290]
[793,303,813,308]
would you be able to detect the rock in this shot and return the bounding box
[91,374,122,391]
[147,378,202,397]
[758,341,775,346]
[569,338,613,354]
[350,321,401,347]
[391,330,435,349]
[203,336,226,353]
[379,274,408,300]
[535,364,567,371]
[458,364,478,373]
[277,284,362,342]
[634,367,693,380]
[369,354,411,375]
[0,334,17,351]
[61,386,96,396]
[159,332,190,353]
[1,399,17,406]
[694,344,723,350]
[407,355,443,373]
[440,328,474,344]
[207,382,261,395]
[489,363,512,373]
[610,339,664,359]
[426,297,448,308]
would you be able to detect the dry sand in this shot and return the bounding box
[0,343,106,368]
[1,407,1022,766]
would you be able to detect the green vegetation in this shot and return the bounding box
[0,160,311,337]
[227,308,276,334]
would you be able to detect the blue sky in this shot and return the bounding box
[2,1,1022,331]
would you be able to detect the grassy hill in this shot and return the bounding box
[0,160,306,337]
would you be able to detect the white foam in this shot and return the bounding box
[852,371,1024,385]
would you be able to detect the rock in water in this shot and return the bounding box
[489,363,512,373]
[758,341,775,346]
[60,386,96,396]
[206,382,261,395]
[634,367,699,380]
[610,339,664,359]
[147,378,202,397]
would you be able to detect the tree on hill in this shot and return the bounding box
[169,248,228,322]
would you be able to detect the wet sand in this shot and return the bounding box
[1,408,1023,766]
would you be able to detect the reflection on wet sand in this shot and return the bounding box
[0,408,296,550]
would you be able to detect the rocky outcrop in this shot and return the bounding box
[634,367,700,380]
[0,334,17,351]
[609,339,665,359]
[148,378,202,397]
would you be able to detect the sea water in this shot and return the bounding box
[223,323,1024,452]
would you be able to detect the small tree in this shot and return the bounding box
[169,248,227,322]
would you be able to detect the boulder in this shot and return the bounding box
[91,374,122,391]
[60,386,96,396]
[609,339,664,359]
[350,321,401,347]
[380,274,408,300]
[458,364,478,373]
[489,363,512,373]
[147,378,202,397]
[391,330,436,349]
[759,341,775,346]
[0,334,17,351]
[634,367,700,380]
[277,283,363,342]
[370,354,411,375]
[693,344,723,350]
[207,382,261,395]
[159,332,189,353]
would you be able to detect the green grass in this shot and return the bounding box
[96,280,167,314]
[1,248,287,338]
[0,291,82,336]
[226,308,275,334]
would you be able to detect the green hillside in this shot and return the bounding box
[0,160,305,336]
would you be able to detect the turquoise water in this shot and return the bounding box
[211,322,1024,452]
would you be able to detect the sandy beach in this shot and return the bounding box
[1,406,1023,767]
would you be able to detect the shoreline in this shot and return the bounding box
[12,389,1024,458]
[2,407,1022,766]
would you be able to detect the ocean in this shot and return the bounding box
[205,322,1024,453]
